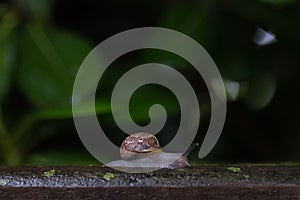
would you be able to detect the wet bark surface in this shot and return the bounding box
[0,165,299,199]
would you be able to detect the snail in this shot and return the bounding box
[106,132,198,171]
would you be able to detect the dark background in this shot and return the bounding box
[0,0,299,166]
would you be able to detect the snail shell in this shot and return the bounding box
[120,132,162,160]
[106,132,197,170]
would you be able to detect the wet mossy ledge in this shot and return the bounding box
[0,165,299,199]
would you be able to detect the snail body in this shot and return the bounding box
[106,132,197,171]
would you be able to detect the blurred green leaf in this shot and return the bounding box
[38,99,111,119]
[244,73,276,110]
[158,1,217,50]
[103,172,115,181]
[0,12,18,102]
[16,0,52,20]
[18,24,92,111]
[43,169,55,177]
[227,166,241,173]
[0,4,8,17]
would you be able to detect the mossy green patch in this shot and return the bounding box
[227,167,241,173]
[44,169,56,177]
[244,175,250,179]
[103,172,115,181]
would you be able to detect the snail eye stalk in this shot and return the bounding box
[182,143,199,157]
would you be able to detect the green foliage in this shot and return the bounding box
[0,1,106,166]
[0,12,17,101]
[0,0,298,166]
[18,24,92,109]
[43,169,55,177]
[244,73,276,110]
[16,0,52,20]
[244,175,250,179]
[103,172,115,181]
[227,167,241,173]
